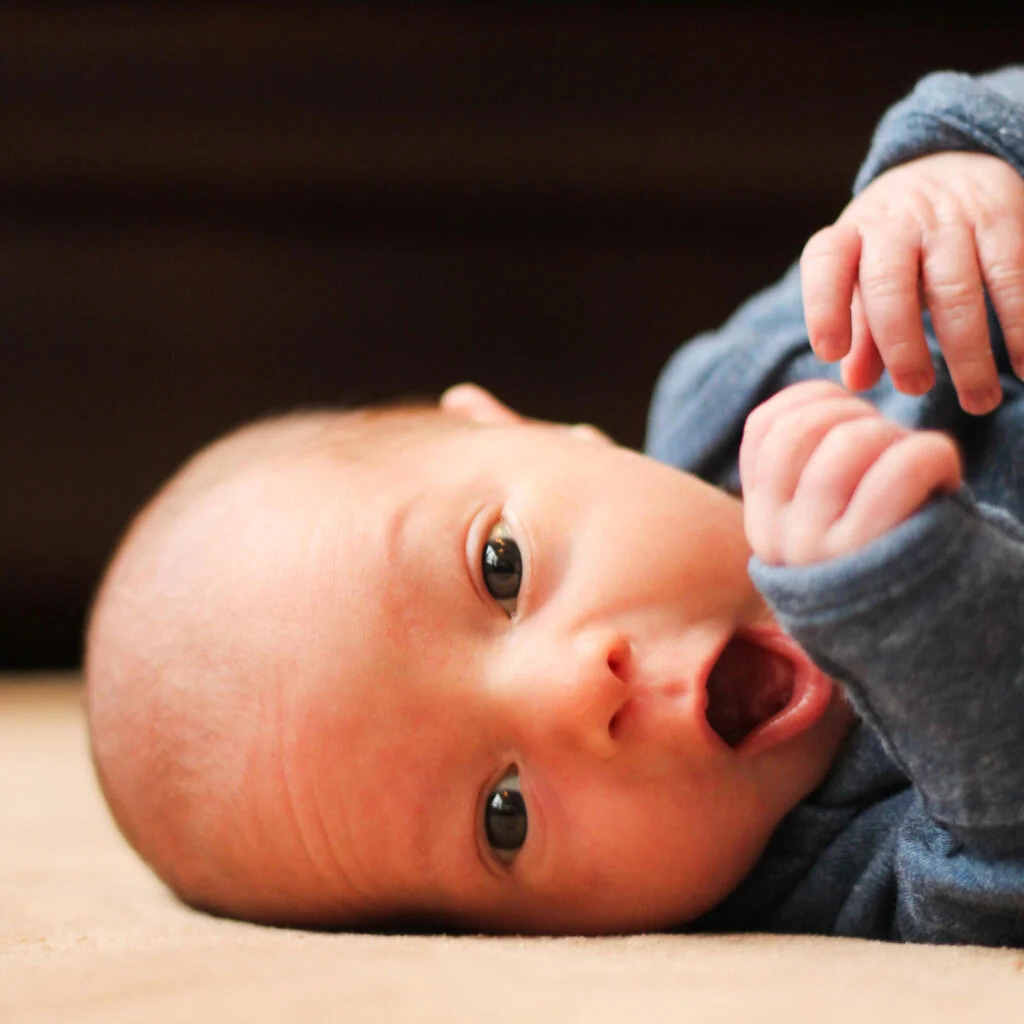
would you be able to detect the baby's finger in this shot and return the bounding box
[781,416,908,565]
[801,222,861,361]
[750,396,878,511]
[841,285,886,392]
[858,221,934,395]
[739,380,850,490]
[741,385,872,564]
[975,213,1024,380]
[921,220,1000,415]
[824,431,962,558]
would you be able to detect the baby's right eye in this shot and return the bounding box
[481,521,522,618]
[484,766,528,865]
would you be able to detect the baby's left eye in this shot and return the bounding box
[482,521,521,617]
[484,766,527,865]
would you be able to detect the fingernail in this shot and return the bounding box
[812,337,842,362]
[964,387,1001,415]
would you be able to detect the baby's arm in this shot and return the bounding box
[741,381,1024,859]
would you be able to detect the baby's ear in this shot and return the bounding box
[439,383,525,426]
[441,382,615,447]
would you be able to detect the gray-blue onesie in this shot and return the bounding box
[645,67,1024,945]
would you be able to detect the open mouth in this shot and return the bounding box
[705,634,796,748]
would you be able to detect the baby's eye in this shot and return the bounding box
[484,766,528,866]
[481,521,522,617]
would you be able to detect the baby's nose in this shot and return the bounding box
[507,628,630,759]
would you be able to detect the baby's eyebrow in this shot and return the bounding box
[379,492,415,570]
[384,710,500,912]
[384,482,487,619]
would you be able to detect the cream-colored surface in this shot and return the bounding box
[1,677,1023,1022]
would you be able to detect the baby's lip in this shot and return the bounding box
[699,626,835,756]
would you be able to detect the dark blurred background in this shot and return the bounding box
[3,3,1022,671]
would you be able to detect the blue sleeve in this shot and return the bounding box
[750,492,1024,856]
[853,66,1024,192]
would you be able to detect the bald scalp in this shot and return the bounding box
[84,401,452,923]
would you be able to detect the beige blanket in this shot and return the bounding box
[2,677,1023,1022]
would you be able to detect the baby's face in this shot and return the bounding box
[213,397,854,933]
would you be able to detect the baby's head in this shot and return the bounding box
[85,385,854,935]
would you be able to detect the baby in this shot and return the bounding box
[85,67,1024,944]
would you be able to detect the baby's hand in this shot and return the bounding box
[740,381,963,566]
[800,151,1024,415]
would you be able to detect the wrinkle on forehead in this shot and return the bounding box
[301,465,504,917]
[212,455,424,921]
[289,477,440,911]
[275,704,386,916]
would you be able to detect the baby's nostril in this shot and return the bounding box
[609,709,621,738]
[607,639,630,678]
